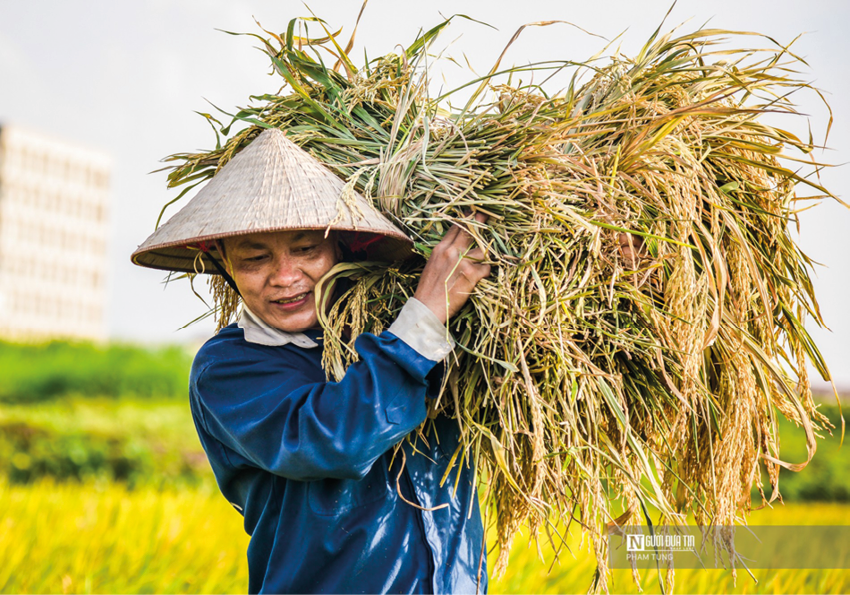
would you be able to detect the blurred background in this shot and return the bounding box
[0,1,848,593]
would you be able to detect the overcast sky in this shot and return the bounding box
[1,0,848,384]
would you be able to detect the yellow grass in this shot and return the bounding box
[1,478,847,594]
[491,502,850,594]
[0,480,249,594]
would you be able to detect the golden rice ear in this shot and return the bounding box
[209,275,241,331]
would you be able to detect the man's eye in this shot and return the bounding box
[245,255,268,262]
[295,245,317,253]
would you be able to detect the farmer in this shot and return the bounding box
[132,128,491,594]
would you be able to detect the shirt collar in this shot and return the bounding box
[237,306,321,349]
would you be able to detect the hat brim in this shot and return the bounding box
[131,225,413,274]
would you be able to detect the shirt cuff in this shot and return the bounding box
[387,298,455,362]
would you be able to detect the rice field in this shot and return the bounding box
[2,478,847,594]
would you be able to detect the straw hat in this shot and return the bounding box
[131,127,412,273]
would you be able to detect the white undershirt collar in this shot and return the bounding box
[237,306,320,349]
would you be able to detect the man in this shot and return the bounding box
[132,128,491,594]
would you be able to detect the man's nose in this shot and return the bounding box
[270,255,304,286]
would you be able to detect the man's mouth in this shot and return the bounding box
[272,292,310,305]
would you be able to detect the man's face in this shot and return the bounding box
[222,230,340,332]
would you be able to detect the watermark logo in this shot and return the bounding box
[626,535,645,552]
[611,525,850,570]
[621,531,696,563]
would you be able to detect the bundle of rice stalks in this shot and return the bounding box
[159,12,843,591]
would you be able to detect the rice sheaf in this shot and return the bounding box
[158,13,844,591]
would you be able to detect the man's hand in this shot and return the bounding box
[618,232,645,268]
[414,212,491,324]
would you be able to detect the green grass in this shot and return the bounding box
[4,397,846,503]
[754,401,848,502]
[0,397,211,488]
[0,340,193,403]
[0,396,201,451]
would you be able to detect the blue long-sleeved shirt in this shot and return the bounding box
[188,301,487,594]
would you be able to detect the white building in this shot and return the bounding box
[0,124,110,341]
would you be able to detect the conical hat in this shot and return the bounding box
[131,128,412,273]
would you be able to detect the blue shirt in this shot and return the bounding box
[188,308,487,594]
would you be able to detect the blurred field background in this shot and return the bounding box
[1,339,848,594]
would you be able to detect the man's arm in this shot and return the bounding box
[192,307,446,482]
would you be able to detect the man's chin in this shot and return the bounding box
[264,310,318,334]
[256,296,318,333]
